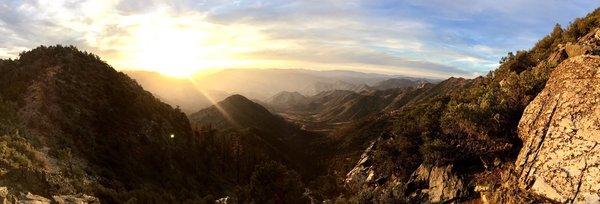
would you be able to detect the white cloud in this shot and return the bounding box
[1,0,599,78]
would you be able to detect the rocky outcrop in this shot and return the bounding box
[343,139,407,202]
[345,141,377,190]
[345,138,469,203]
[18,192,51,204]
[0,187,98,204]
[1,187,8,204]
[565,28,600,58]
[515,55,600,203]
[52,194,100,204]
[406,164,468,203]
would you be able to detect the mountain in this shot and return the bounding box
[268,84,438,132]
[188,95,329,187]
[126,69,431,113]
[3,7,600,204]
[338,9,600,203]
[190,94,291,131]
[0,45,223,203]
[372,78,428,90]
[268,91,309,111]
[124,71,229,113]
[127,69,427,103]
[197,69,393,99]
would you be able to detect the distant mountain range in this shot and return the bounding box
[126,69,436,113]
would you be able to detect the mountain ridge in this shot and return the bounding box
[0,45,219,202]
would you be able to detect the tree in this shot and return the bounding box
[249,161,306,204]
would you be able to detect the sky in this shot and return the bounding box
[1,0,599,78]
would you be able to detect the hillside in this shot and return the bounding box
[0,45,222,203]
[188,95,330,191]
[336,8,600,203]
[372,78,428,90]
[268,84,436,134]
[268,91,310,111]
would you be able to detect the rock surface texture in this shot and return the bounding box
[407,164,468,203]
[515,55,600,203]
[0,186,98,204]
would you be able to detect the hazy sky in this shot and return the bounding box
[1,0,599,78]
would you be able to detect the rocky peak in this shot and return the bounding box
[515,55,600,203]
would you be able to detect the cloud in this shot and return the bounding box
[0,0,599,78]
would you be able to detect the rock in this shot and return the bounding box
[565,42,592,58]
[493,158,501,167]
[515,55,600,203]
[428,165,467,202]
[548,46,567,65]
[215,196,230,204]
[0,187,8,204]
[474,185,490,192]
[52,194,100,204]
[18,192,51,204]
[408,164,431,184]
[345,140,377,190]
[0,187,8,198]
[407,164,468,203]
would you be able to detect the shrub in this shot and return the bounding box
[249,161,306,204]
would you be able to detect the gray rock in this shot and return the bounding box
[565,43,592,58]
[515,55,600,203]
[407,164,468,203]
[17,192,51,204]
[52,194,100,204]
[345,140,377,191]
[548,46,567,65]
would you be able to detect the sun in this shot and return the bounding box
[107,10,276,77]
[116,12,216,77]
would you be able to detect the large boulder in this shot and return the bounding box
[515,55,600,203]
[565,28,600,58]
[565,42,592,58]
[406,164,468,203]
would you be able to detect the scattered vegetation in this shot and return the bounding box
[248,161,306,204]
[330,7,600,201]
[1,7,599,203]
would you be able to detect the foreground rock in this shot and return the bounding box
[406,164,468,203]
[0,187,98,204]
[344,138,468,203]
[515,55,600,203]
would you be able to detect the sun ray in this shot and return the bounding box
[186,76,240,128]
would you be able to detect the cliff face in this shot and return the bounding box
[515,55,600,203]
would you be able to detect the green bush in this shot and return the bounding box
[0,134,44,170]
[249,161,306,204]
